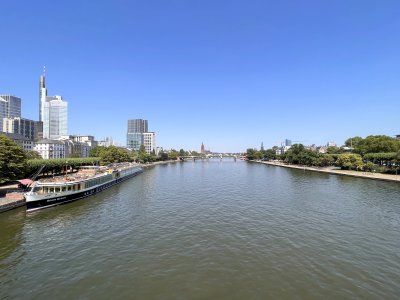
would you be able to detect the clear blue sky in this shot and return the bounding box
[1,0,399,152]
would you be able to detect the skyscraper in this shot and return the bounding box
[38,71,68,139]
[127,119,148,133]
[44,96,68,139]
[127,119,155,153]
[39,70,47,122]
[0,95,21,132]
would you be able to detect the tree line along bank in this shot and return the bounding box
[246,135,400,174]
[0,134,192,184]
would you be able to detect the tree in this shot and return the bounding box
[25,150,42,160]
[179,149,186,157]
[344,135,400,155]
[139,144,146,155]
[94,146,132,165]
[159,150,169,161]
[336,153,364,171]
[315,155,335,167]
[168,149,179,160]
[344,136,363,148]
[356,135,400,155]
[246,148,261,160]
[327,146,343,154]
[263,149,276,161]
[0,135,27,183]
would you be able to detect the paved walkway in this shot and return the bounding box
[253,160,400,183]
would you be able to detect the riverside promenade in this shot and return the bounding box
[0,191,25,213]
[252,160,400,183]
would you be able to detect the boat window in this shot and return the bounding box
[49,187,54,193]
[55,187,60,193]
[77,184,81,190]
[33,186,42,193]
[62,186,66,192]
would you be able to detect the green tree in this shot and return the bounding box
[98,146,132,165]
[179,149,186,157]
[246,148,261,160]
[336,153,364,171]
[356,135,400,155]
[327,146,343,154]
[0,135,27,183]
[25,150,42,160]
[168,149,179,160]
[191,151,200,156]
[315,155,335,167]
[263,149,276,161]
[139,144,146,155]
[344,136,363,148]
[159,150,169,161]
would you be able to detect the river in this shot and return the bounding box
[1,159,400,299]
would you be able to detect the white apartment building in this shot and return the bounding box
[143,132,156,154]
[60,135,94,157]
[34,139,66,159]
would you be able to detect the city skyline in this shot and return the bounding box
[1,1,399,152]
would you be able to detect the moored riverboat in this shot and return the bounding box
[25,163,143,212]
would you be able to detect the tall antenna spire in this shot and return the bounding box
[43,65,46,76]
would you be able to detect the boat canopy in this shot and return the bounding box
[17,179,33,186]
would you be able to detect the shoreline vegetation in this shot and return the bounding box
[251,160,400,183]
[246,135,400,180]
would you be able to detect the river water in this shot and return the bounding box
[1,159,400,299]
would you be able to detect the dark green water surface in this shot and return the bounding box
[1,160,400,299]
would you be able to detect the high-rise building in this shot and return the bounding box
[38,71,68,139]
[127,133,143,151]
[285,139,292,147]
[0,95,21,132]
[43,95,68,139]
[127,119,148,133]
[39,72,47,122]
[200,142,205,153]
[126,119,156,153]
[3,117,38,140]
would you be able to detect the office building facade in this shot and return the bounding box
[3,117,38,140]
[0,95,21,132]
[126,119,156,153]
[127,119,148,134]
[38,72,68,139]
[42,95,68,139]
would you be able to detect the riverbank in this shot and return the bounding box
[0,192,25,212]
[252,160,400,183]
[0,161,180,214]
[140,159,181,168]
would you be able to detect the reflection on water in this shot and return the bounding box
[1,159,400,299]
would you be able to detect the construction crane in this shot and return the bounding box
[28,165,46,186]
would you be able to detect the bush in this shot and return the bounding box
[336,153,364,171]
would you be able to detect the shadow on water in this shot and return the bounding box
[0,208,25,263]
